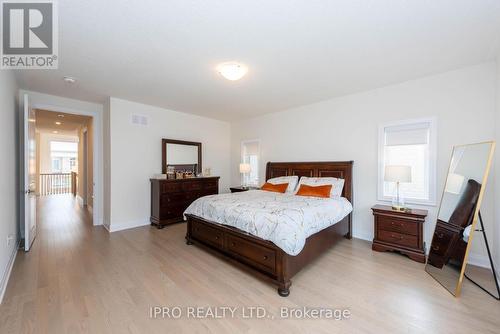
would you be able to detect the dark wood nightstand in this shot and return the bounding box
[230,186,260,193]
[371,205,428,263]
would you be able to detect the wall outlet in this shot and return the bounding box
[7,234,14,246]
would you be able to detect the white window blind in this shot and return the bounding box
[378,118,436,205]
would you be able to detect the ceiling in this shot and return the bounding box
[16,0,500,121]
[35,109,91,136]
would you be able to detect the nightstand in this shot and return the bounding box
[371,205,428,263]
[230,186,259,193]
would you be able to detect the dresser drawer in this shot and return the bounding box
[182,181,203,191]
[429,225,457,256]
[226,234,276,274]
[160,193,189,206]
[161,182,182,193]
[160,206,186,219]
[378,230,418,248]
[191,222,224,248]
[203,180,218,189]
[377,216,418,236]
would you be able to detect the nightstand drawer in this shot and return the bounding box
[378,230,418,248]
[378,216,418,236]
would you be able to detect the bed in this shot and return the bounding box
[184,161,353,296]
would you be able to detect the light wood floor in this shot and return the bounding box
[1,195,499,334]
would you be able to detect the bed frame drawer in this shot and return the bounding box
[191,221,223,248]
[226,234,277,274]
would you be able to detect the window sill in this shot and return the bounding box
[377,197,437,207]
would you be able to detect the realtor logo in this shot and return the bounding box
[1,0,58,69]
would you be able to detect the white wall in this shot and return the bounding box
[106,98,231,232]
[496,57,500,268]
[0,71,19,303]
[230,62,497,251]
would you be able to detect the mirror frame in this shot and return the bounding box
[162,138,202,174]
[426,141,496,297]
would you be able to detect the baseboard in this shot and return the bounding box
[0,241,19,304]
[108,219,150,232]
[102,222,111,232]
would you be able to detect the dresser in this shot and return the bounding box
[371,205,427,263]
[150,177,219,229]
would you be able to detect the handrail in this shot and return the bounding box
[39,172,77,196]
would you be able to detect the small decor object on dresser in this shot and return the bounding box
[372,204,427,263]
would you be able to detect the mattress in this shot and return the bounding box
[184,190,353,255]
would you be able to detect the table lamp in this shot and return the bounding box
[239,163,251,188]
[385,165,412,211]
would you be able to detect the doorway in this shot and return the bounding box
[34,109,94,221]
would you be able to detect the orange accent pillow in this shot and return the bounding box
[296,184,332,198]
[261,182,289,193]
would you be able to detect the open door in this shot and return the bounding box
[21,93,37,251]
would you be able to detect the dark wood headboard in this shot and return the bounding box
[265,161,354,204]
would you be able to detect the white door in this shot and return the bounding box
[23,94,37,251]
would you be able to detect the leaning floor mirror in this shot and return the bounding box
[426,141,498,298]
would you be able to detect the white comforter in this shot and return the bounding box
[184,190,353,256]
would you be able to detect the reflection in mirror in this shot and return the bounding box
[426,142,495,297]
[167,143,198,165]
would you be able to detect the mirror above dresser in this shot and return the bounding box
[162,138,202,175]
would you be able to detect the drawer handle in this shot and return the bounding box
[391,234,404,240]
[231,242,236,247]
[391,222,404,227]
[432,245,440,251]
[436,233,444,239]
[263,255,268,260]
[215,236,219,240]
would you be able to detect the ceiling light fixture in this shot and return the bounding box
[52,131,58,134]
[216,62,248,81]
[55,121,62,125]
[57,114,65,118]
[63,76,77,84]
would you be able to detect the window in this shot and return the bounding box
[50,141,78,173]
[52,158,62,172]
[241,140,260,186]
[378,118,437,205]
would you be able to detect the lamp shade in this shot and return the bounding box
[445,173,465,195]
[384,165,412,183]
[239,163,251,173]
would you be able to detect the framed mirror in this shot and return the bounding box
[162,139,202,174]
[426,141,495,296]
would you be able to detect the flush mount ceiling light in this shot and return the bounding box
[216,62,248,81]
[52,130,58,134]
[63,76,77,84]
[55,121,62,125]
[57,114,65,118]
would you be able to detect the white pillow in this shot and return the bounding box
[267,176,299,193]
[295,177,345,198]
